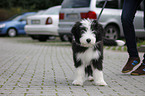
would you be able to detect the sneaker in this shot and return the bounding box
[131,63,145,75]
[122,57,140,73]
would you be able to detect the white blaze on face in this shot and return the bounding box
[80,19,96,47]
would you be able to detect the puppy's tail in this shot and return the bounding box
[103,38,125,46]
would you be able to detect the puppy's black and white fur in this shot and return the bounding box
[71,19,124,86]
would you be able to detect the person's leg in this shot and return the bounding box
[121,0,143,73]
[121,0,143,57]
[143,54,145,63]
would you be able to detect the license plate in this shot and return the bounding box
[31,20,40,24]
[67,14,78,19]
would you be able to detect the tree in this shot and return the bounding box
[0,0,63,10]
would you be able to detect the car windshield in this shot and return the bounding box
[36,10,45,15]
[7,14,22,21]
[96,0,119,9]
[61,0,91,8]
[42,7,60,15]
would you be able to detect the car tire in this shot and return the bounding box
[60,35,69,42]
[38,35,48,42]
[48,36,56,40]
[105,25,119,40]
[30,35,38,40]
[7,28,17,37]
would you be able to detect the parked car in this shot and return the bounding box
[0,12,36,37]
[25,6,61,41]
[58,0,145,41]
[35,10,45,15]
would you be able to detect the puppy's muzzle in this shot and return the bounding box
[86,38,91,43]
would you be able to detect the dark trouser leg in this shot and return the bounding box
[143,54,145,63]
[121,0,143,57]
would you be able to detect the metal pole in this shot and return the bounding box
[97,0,108,21]
[143,1,145,29]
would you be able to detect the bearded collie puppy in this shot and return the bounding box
[71,19,124,86]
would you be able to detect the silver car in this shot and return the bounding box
[25,6,61,41]
[58,0,145,41]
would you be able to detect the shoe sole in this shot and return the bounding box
[122,70,131,73]
[131,72,145,76]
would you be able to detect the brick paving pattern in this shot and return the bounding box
[0,37,145,96]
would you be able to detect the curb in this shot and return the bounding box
[104,46,127,51]
[138,45,145,52]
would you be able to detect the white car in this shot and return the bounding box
[25,6,61,41]
[58,0,144,40]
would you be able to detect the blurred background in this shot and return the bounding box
[0,0,144,51]
[0,0,63,21]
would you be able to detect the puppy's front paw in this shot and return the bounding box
[88,76,94,81]
[72,80,83,86]
[94,81,107,86]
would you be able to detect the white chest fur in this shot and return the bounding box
[76,48,100,66]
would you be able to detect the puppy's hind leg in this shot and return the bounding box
[72,65,85,86]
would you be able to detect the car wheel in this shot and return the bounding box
[68,35,72,43]
[105,25,119,40]
[38,35,48,42]
[60,35,69,41]
[30,35,38,40]
[48,36,56,40]
[7,28,17,37]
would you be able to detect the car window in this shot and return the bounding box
[12,16,22,21]
[61,0,91,8]
[7,14,23,21]
[42,7,60,15]
[96,0,119,9]
[120,0,144,11]
[20,14,35,21]
[36,10,45,15]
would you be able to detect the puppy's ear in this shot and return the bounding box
[92,20,98,29]
[92,20,98,24]
[92,20,103,33]
[71,21,81,36]
[92,20,104,40]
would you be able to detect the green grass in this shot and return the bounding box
[137,39,145,47]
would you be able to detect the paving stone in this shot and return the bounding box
[0,37,144,96]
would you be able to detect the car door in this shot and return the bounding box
[133,1,145,37]
[18,14,35,34]
[19,18,26,33]
[16,15,27,34]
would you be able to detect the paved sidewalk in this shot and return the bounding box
[0,37,145,96]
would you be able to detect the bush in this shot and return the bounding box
[0,0,63,21]
[0,7,34,21]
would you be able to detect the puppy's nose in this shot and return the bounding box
[86,39,91,43]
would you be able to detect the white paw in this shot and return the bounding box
[72,80,83,86]
[88,76,94,81]
[116,40,125,46]
[94,81,107,86]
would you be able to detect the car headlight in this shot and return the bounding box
[0,24,6,28]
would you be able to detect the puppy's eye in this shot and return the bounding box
[81,30,85,33]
